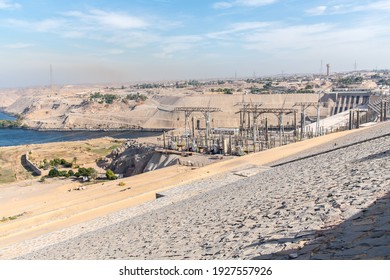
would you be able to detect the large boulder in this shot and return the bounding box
[98,139,155,176]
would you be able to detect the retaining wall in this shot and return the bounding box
[21,154,42,176]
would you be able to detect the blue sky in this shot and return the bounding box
[1,0,390,87]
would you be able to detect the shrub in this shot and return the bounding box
[78,167,97,179]
[60,159,71,167]
[48,168,60,177]
[42,159,50,170]
[126,93,148,102]
[58,170,68,177]
[50,158,62,167]
[118,182,126,186]
[106,169,117,180]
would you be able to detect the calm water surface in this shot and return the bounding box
[0,111,16,121]
[0,111,160,147]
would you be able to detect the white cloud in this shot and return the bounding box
[207,21,272,39]
[241,20,390,63]
[230,21,272,31]
[64,9,148,30]
[1,8,160,50]
[306,1,390,16]
[305,6,327,16]
[62,31,86,38]
[35,19,64,32]
[4,18,64,33]
[105,31,161,49]
[238,0,277,6]
[107,49,125,55]
[213,0,277,9]
[154,35,204,58]
[165,35,203,44]
[0,0,20,10]
[213,2,234,9]
[244,23,334,50]
[353,0,390,12]
[4,43,34,49]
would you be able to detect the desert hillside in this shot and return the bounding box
[0,88,32,109]
[2,82,334,130]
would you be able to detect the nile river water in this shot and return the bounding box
[0,111,160,147]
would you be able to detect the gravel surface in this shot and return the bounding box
[268,121,390,166]
[7,122,390,260]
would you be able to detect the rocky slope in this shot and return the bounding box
[98,139,179,177]
[0,88,31,109]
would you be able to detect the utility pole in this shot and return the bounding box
[265,117,269,147]
[235,102,263,151]
[316,92,321,136]
[349,110,353,130]
[356,110,360,129]
[236,107,296,148]
[380,99,384,122]
[174,107,222,151]
[50,64,53,89]
[294,102,322,139]
[293,110,297,138]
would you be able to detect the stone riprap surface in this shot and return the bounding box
[0,172,244,259]
[14,123,390,259]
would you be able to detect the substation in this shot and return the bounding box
[160,91,389,156]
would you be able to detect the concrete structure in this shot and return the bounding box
[332,90,372,115]
[21,154,42,176]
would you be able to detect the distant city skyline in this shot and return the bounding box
[1,0,390,87]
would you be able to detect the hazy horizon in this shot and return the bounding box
[1,0,390,88]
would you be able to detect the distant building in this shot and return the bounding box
[326,64,331,76]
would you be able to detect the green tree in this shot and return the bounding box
[263,82,272,89]
[78,167,97,180]
[48,168,59,177]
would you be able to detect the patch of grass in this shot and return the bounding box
[109,144,119,150]
[0,169,16,184]
[0,212,27,222]
[118,182,126,186]
[90,148,110,156]
[91,144,119,156]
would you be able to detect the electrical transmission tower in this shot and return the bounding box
[174,107,222,150]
